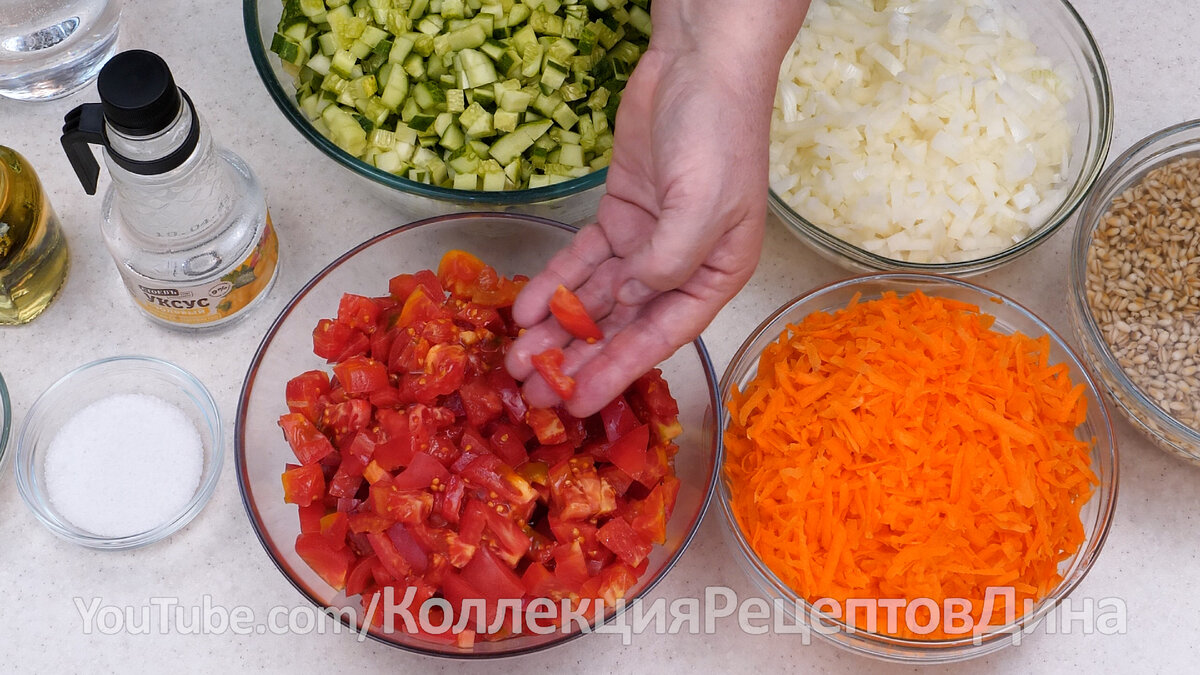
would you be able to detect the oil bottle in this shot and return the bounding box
[0,146,70,325]
[61,49,278,329]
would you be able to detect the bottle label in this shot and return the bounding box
[120,215,279,326]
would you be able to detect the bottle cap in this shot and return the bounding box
[97,50,182,137]
[60,50,199,195]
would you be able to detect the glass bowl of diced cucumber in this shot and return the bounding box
[245,0,651,225]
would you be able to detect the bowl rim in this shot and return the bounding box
[0,370,10,471]
[768,0,1114,273]
[1067,117,1200,451]
[234,211,723,658]
[242,0,608,205]
[716,272,1120,658]
[13,354,224,550]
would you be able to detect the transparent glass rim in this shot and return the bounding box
[0,370,10,472]
[1068,118,1200,450]
[242,1,607,206]
[716,272,1120,657]
[13,355,224,550]
[769,0,1114,274]
[235,212,723,658]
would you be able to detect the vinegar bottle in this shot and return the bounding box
[61,49,279,329]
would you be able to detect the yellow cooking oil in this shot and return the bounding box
[0,146,69,325]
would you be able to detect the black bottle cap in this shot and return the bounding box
[96,49,181,136]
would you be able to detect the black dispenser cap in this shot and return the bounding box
[97,50,182,136]
[61,49,199,195]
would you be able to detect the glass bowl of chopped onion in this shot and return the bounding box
[235,213,721,657]
[244,0,647,225]
[1069,119,1200,463]
[13,356,224,550]
[768,0,1113,275]
[717,273,1118,663]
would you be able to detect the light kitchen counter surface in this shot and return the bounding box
[2,0,1198,672]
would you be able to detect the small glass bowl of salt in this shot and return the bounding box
[14,356,222,549]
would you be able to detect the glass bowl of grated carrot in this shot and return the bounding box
[717,274,1118,663]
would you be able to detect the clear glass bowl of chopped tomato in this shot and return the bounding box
[717,274,1118,663]
[236,213,721,657]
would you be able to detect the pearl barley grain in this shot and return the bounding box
[44,393,204,538]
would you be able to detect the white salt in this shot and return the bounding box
[43,393,204,538]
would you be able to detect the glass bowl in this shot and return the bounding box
[717,273,1118,663]
[0,370,10,477]
[244,0,607,225]
[13,356,223,550]
[236,212,721,658]
[1068,119,1200,462]
[769,0,1113,276]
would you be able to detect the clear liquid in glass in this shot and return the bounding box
[0,0,120,101]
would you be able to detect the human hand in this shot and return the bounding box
[506,1,809,417]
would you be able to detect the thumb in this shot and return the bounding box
[613,206,726,306]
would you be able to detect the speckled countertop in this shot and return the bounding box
[3,0,1200,672]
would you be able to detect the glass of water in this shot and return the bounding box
[0,0,120,101]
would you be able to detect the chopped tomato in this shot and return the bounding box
[312,318,369,363]
[278,413,335,465]
[531,348,576,399]
[279,252,684,644]
[295,533,355,590]
[282,463,326,506]
[285,370,331,424]
[549,284,603,342]
[332,355,389,395]
[337,293,382,334]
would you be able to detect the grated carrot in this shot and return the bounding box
[724,290,1097,639]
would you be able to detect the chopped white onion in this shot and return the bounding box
[769,0,1075,263]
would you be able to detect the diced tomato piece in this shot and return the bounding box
[530,442,574,467]
[470,266,523,308]
[599,395,639,442]
[459,378,503,427]
[362,460,391,485]
[282,463,326,507]
[461,547,525,601]
[320,398,372,444]
[597,516,653,568]
[456,303,503,332]
[333,355,390,395]
[549,456,615,521]
[421,343,467,396]
[608,424,650,479]
[482,506,532,567]
[327,452,368,499]
[337,293,383,334]
[297,501,326,533]
[348,511,393,534]
[527,407,567,445]
[531,348,576,399]
[286,370,332,424]
[398,286,447,328]
[393,451,451,491]
[319,511,350,548]
[345,554,378,596]
[593,562,638,606]
[630,368,679,419]
[313,318,370,363]
[522,561,568,600]
[549,285,604,342]
[623,479,671,545]
[295,533,355,590]
[437,250,487,298]
[366,530,412,579]
[488,423,528,467]
[459,454,537,506]
[637,443,671,489]
[552,541,590,589]
[485,368,527,423]
[370,483,433,524]
[279,413,335,466]
[437,474,467,525]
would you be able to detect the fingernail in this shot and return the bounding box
[618,279,656,305]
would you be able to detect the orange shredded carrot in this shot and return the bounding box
[724,291,1097,639]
